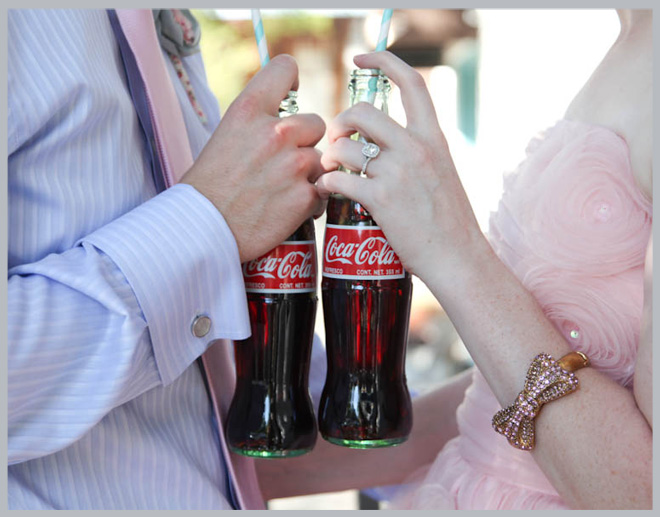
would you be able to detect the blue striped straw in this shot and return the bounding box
[251,9,270,67]
[367,9,394,103]
[375,9,393,52]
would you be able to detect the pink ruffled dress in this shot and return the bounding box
[392,119,652,510]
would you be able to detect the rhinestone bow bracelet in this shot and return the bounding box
[492,351,590,450]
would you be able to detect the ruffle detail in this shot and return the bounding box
[489,119,650,386]
[493,120,651,276]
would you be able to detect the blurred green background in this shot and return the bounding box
[195,10,334,112]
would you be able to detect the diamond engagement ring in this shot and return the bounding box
[360,142,381,175]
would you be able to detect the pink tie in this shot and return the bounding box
[115,9,265,510]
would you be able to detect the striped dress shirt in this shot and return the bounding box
[7,8,326,510]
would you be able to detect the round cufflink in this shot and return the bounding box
[191,315,212,338]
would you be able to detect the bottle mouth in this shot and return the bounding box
[349,69,391,94]
[350,68,386,78]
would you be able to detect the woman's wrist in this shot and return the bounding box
[418,227,497,306]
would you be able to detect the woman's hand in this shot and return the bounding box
[317,51,489,288]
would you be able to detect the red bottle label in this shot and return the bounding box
[322,224,405,280]
[243,241,317,293]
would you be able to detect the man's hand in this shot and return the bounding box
[181,55,326,263]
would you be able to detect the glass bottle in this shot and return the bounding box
[318,71,413,448]
[226,91,318,458]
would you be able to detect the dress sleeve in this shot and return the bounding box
[8,183,250,464]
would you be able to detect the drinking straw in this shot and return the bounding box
[375,9,393,52]
[251,9,270,67]
[367,9,394,103]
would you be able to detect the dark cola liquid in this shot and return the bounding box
[226,222,318,458]
[319,195,413,448]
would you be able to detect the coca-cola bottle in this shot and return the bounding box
[318,70,413,448]
[226,91,318,458]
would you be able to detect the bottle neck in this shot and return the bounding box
[277,90,314,235]
[348,69,390,113]
[330,69,392,193]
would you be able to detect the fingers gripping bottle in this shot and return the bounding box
[226,91,318,458]
[319,70,413,448]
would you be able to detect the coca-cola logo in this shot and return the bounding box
[324,235,399,267]
[243,250,314,280]
[243,241,317,293]
[322,225,405,280]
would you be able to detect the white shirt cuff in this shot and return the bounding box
[83,183,250,384]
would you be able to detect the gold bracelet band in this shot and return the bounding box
[492,351,590,450]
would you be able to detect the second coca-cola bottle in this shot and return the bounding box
[318,70,413,448]
[225,92,318,458]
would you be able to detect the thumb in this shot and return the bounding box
[243,54,299,115]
